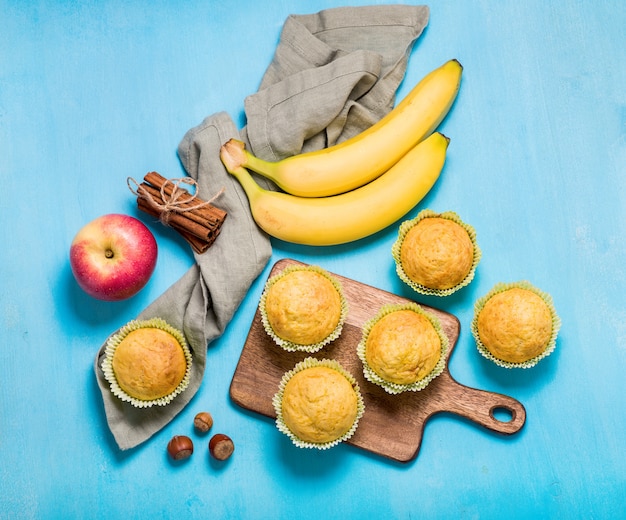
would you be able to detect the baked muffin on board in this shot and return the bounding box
[392,209,481,296]
[471,281,561,368]
[260,265,348,353]
[357,303,449,394]
[272,358,364,449]
[101,318,192,408]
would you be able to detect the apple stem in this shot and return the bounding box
[105,249,114,259]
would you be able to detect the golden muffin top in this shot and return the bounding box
[365,309,442,386]
[399,216,475,291]
[280,365,359,444]
[476,287,553,364]
[111,327,188,401]
[263,267,344,348]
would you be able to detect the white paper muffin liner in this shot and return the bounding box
[259,265,348,353]
[392,209,481,297]
[101,317,192,408]
[272,357,365,450]
[357,302,449,394]
[471,281,561,369]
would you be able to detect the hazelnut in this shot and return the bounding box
[167,435,194,460]
[209,433,234,461]
[193,412,213,434]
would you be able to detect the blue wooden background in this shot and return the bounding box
[1,1,625,518]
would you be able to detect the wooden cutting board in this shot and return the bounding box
[230,258,526,463]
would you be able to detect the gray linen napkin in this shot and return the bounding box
[95,4,429,451]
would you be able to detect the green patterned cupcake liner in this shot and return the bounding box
[272,357,365,450]
[392,209,481,297]
[259,265,348,353]
[357,302,449,394]
[471,281,561,369]
[101,317,192,408]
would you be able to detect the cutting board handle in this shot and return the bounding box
[434,373,526,435]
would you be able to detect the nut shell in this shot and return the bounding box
[193,412,213,434]
[209,434,234,461]
[167,435,194,460]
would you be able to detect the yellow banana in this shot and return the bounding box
[223,59,461,198]
[220,132,449,246]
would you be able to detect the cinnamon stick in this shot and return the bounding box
[137,197,220,242]
[129,172,227,254]
[144,172,227,223]
[138,184,218,231]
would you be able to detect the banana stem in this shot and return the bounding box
[220,138,279,178]
[241,150,279,178]
[220,139,247,170]
[220,140,264,202]
[232,167,263,199]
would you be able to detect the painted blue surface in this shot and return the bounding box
[1,1,625,518]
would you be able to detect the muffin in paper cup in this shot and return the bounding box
[357,302,449,394]
[471,281,561,369]
[272,357,365,450]
[392,209,481,297]
[101,317,192,408]
[260,265,348,353]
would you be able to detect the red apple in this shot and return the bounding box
[70,214,158,301]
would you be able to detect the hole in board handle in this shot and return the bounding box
[490,406,515,423]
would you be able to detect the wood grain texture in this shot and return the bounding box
[230,258,526,462]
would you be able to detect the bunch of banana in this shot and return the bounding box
[219,59,461,246]
[222,59,462,198]
[220,132,449,246]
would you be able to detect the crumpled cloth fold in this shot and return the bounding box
[94,4,429,450]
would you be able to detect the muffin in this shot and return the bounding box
[101,318,192,407]
[260,265,347,353]
[392,209,481,296]
[272,358,364,449]
[357,303,449,394]
[471,281,561,368]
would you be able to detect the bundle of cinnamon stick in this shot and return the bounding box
[129,172,227,254]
